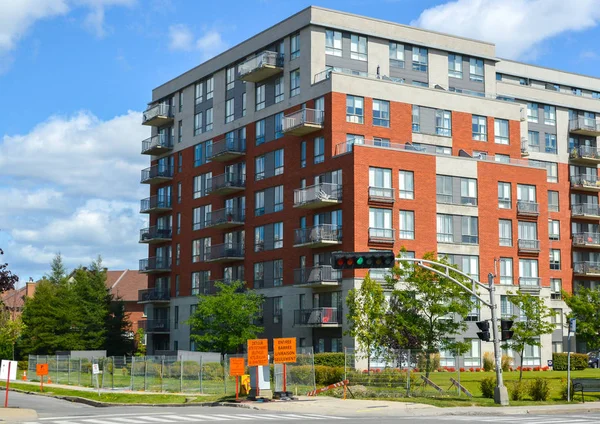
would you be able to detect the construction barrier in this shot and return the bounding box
[306,379,349,396]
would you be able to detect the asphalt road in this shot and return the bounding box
[5,392,600,424]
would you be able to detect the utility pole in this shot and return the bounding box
[488,273,509,405]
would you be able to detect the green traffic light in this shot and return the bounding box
[356,257,364,265]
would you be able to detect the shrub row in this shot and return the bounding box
[552,353,588,371]
[481,377,550,401]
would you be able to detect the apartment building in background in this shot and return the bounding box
[138,6,600,367]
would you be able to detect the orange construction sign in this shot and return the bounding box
[229,357,245,376]
[36,364,48,376]
[273,337,297,364]
[247,339,269,367]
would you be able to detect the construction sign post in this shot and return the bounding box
[229,358,245,401]
[247,339,269,397]
[36,363,48,392]
[274,337,297,393]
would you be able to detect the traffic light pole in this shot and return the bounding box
[488,273,509,406]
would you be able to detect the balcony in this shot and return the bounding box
[140,195,172,214]
[293,308,342,327]
[369,187,394,203]
[207,173,246,195]
[139,257,171,274]
[206,242,244,263]
[293,224,342,248]
[569,117,600,136]
[519,277,541,294]
[139,226,172,244]
[205,208,245,230]
[138,288,170,303]
[141,134,173,156]
[369,228,395,244]
[574,261,600,276]
[294,183,342,209]
[141,165,173,184]
[573,232,600,248]
[138,319,170,334]
[238,51,283,83]
[209,137,246,162]
[517,201,540,217]
[294,266,342,288]
[570,174,600,192]
[570,145,600,164]
[142,104,173,127]
[517,239,540,254]
[572,203,600,220]
[521,139,530,157]
[282,108,325,136]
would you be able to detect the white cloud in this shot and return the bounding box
[75,0,136,38]
[168,24,194,51]
[168,24,228,60]
[196,30,228,60]
[412,0,600,59]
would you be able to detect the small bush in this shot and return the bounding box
[313,353,345,367]
[560,377,574,401]
[289,365,313,385]
[459,367,465,372]
[552,353,588,371]
[501,355,512,372]
[480,376,496,399]
[533,366,541,372]
[528,378,550,401]
[416,353,440,373]
[202,362,224,381]
[17,359,28,371]
[510,380,526,401]
[483,352,494,372]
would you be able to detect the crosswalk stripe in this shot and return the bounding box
[237,415,277,420]
[303,414,347,420]
[210,415,253,421]
[281,414,319,420]
[160,416,204,422]
[525,420,591,424]
[106,418,149,424]
[186,415,230,421]
[255,414,300,420]
[126,417,176,423]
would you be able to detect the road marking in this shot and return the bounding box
[253,414,299,420]
[186,415,230,421]
[131,417,177,423]
[303,414,347,420]
[210,415,253,421]
[106,418,149,424]
[160,416,203,422]
[39,414,169,421]
[237,415,277,420]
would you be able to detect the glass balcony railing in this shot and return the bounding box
[138,288,170,302]
[209,137,246,161]
[282,108,325,136]
[141,134,173,155]
[293,266,341,286]
[569,117,600,136]
[573,232,600,246]
[142,104,173,126]
[570,145,600,162]
[572,203,600,218]
[205,208,245,229]
[293,308,342,326]
[238,51,283,82]
[570,174,600,190]
[139,257,171,273]
[293,224,342,247]
[574,261,600,275]
[207,173,246,194]
[369,227,395,242]
[138,319,170,333]
[207,243,244,262]
[141,165,173,184]
[140,195,172,213]
[517,201,539,216]
[369,187,395,202]
[517,239,540,252]
[139,226,172,243]
[294,183,342,208]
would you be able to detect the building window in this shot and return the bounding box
[255,119,265,145]
[315,96,325,112]
[176,213,181,235]
[528,131,540,151]
[399,210,415,239]
[523,343,541,366]
[412,105,420,132]
[274,222,283,249]
[274,185,284,212]
[544,105,556,125]
[273,297,282,323]
[500,295,513,318]
[373,99,390,127]
[255,156,265,180]
[242,92,247,117]
[290,69,300,97]
[275,77,284,103]
[469,58,484,82]
[254,226,265,252]
[205,108,213,132]
[551,279,562,300]
[206,76,214,99]
[193,172,211,198]
[549,220,560,240]
[436,110,452,136]
[527,103,538,123]
[499,219,512,246]
[178,120,183,144]
[350,34,367,61]
[500,258,513,285]
[325,30,342,56]
[346,134,364,151]
[494,119,509,144]
[472,115,487,141]
[545,134,557,154]
[225,98,234,123]
[273,260,283,287]
[195,82,203,104]
[226,67,235,91]
[255,191,265,216]
[548,191,559,212]
[194,111,202,135]
[176,243,180,265]
[461,178,477,205]
[369,208,392,238]
[369,167,392,196]
[437,214,453,242]
[519,259,539,286]
[192,206,211,231]
[290,33,300,59]
[389,42,404,68]
[300,141,307,168]
[464,339,481,367]
[275,112,284,139]
[178,152,182,173]
[314,137,325,164]
[412,46,428,72]
[346,95,364,124]
[194,140,212,167]
[274,149,284,175]
[256,84,265,111]
[550,249,561,270]
[448,54,462,78]
[192,237,210,263]
[462,216,478,244]
[399,170,414,199]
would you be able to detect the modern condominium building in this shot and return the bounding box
[138,6,600,367]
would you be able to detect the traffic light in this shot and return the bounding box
[331,251,395,270]
[501,319,514,341]
[476,321,490,342]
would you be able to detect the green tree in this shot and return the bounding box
[346,273,386,374]
[0,309,25,360]
[46,253,67,285]
[105,296,133,356]
[502,291,555,381]
[134,328,146,357]
[0,247,19,293]
[187,281,263,361]
[563,287,600,351]
[386,252,474,377]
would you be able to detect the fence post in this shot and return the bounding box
[131,356,135,391]
[55,354,59,384]
[112,357,115,390]
[457,354,461,396]
[199,356,203,394]
[161,356,165,393]
[344,347,347,381]
[144,357,147,392]
[223,355,227,395]
[406,350,411,396]
[67,356,71,385]
[78,358,81,386]
[91,357,94,387]
[180,359,183,393]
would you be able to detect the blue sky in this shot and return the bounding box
[1,0,600,283]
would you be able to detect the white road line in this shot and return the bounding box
[254,414,300,420]
[237,414,277,420]
[52,421,83,424]
[105,418,149,424]
[186,415,230,422]
[303,414,348,420]
[525,420,592,424]
[281,414,319,420]
[131,417,177,423]
[211,415,253,420]
[160,416,203,422]
[39,415,169,421]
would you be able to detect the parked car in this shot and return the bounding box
[588,351,599,368]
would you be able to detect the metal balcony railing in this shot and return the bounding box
[139,256,171,273]
[205,208,245,228]
[369,227,395,242]
[518,277,541,288]
[140,195,172,213]
[570,174,600,189]
[294,183,342,207]
[369,187,394,202]
[569,117,600,135]
[570,145,600,161]
[138,288,170,302]
[139,226,172,242]
[209,137,246,160]
[208,173,246,193]
[138,319,170,333]
[293,266,341,286]
[238,51,283,79]
[574,261,600,275]
[293,308,342,326]
[142,104,173,125]
[517,201,540,216]
[572,203,600,218]
[207,243,244,261]
[282,108,325,135]
[141,165,173,183]
[517,239,541,252]
[294,224,342,246]
[573,232,600,246]
[141,134,173,155]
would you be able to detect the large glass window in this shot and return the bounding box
[544,105,556,125]
[412,46,428,72]
[195,81,203,104]
[412,105,420,132]
[550,249,561,270]
[495,119,509,144]
[325,30,342,56]
[274,222,283,249]
[350,34,367,61]
[500,258,513,285]
[226,67,235,90]
[369,208,392,238]
[399,210,414,239]
[389,42,404,68]
[549,219,560,240]
[205,108,213,132]
[499,219,512,246]
[346,95,364,124]
[290,33,300,59]
[225,98,234,123]
[314,137,325,164]
[255,119,265,145]
[205,76,214,100]
[548,191,559,212]
[545,134,557,154]
[193,172,212,199]
[469,58,484,82]
[274,149,284,175]
[275,77,284,103]
[437,214,453,243]
[436,110,452,136]
[373,99,390,127]
[290,69,300,97]
[527,103,538,123]
[448,54,462,78]
[528,131,540,151]
[255,156,265,180]
[254,226,265,252]
[194,111,202,136]
[300,141,306,168]
[275,112,284,139]
[399,170,414,199]
[472,115,487,141]
[255,84,265,110]
[274,185,283,212]
[255,191,265,216]
[464,339,481,367]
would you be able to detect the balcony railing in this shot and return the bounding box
[436,194,478,207]
[293,224,342,247]
[519,277,541,291]
[293,308,342,327]
[572,203,600,219]
[282,108,325,136]
[517,239,540,253]
[293,266,342,287]
[569,117,600,136]
[139,257,171,273]
[573,232,600,247]
[139,226,172,243]
[570,174,600,191]
[294,183,342,209]
[207,242,244,262]
[141,165,173,184]
[369,227,395,243]
[207,173,246,195]
[570,145,600,163]
[138,288,170,303]
[142,104,173,126]
[369,187,394,203]
[205,208,245,229]
[574,261,600,276]
[209,137,246,162]
[521,139,530,157]
[141,134,173,155]
[517,201,540,216]
[238,51,284,82]
[138,319,170,333]
[140,195,172,213]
